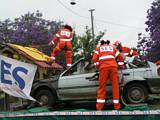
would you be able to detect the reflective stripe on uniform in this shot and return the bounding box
[123,53,129,56]
[94,62,99,66]
[94,50,99,55]
[118,62,124,65]
[51,56,55,60]
[60,38,72,41]
[51,41,54,45]
[99,55,115,60]
[97,99,105,103]
[67,64,72,67]
[113,100,119,104]
[56,34,60,37]
[115,51,120,57]
[130,49,133,55]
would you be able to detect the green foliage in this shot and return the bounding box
[72,26,105,62]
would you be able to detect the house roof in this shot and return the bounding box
[5,43,63,70]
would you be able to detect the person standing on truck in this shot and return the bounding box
[48,24,73,69]
[113,41,139,58]
[92,39,124,110]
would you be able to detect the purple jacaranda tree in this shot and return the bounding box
[0,10,62,55]
[138,0,160,62]
[11,10,62,46]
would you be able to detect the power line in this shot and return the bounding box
[95,19,144,29]
[56,0,89,19]
[56,0,145,30]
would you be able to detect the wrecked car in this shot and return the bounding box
[31,56,160,106]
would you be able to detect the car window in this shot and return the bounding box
[63,60,97,76]
[124,57,149,69]
[132,57,149,68]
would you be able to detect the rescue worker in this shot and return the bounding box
[155,60,160,76]
[48,24,73,68]
[114,41,139,57]
[92,39,124,110]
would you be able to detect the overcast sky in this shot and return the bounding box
[0,0,154,47]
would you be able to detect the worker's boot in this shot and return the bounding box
[114,103,121,110]
[96,103,104,110]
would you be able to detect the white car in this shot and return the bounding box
[31,57,160,106]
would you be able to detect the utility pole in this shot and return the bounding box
[89,9,95,48]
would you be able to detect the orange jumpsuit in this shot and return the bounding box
[50,28,73,67]
[92,44,124,110]
[121,47,139,57]
[156,60,160,76]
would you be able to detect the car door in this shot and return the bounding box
[119,68,134,83]
[132,63,152,80]
[93,68,134,98]
[58,60,97,100]
[145,61,160,93]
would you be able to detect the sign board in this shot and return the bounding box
[0,55,37,101]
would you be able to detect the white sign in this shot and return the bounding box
[0,55,37,101]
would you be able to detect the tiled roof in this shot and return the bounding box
[5,44,63,70]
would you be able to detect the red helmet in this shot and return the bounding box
[114,41,121,46]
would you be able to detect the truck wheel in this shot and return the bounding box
[35,89,56,107]
[123,83,148,104]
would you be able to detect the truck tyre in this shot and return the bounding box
[35,89,56,107]
[123,83,148,104]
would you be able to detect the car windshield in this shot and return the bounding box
[62,56,149,76]
[62,59,97,76]
[125,56,149,68]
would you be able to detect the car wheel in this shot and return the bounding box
[35,89,56,107]
[123,83,148,104]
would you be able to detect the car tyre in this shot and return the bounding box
[123,83,148,104]
[35,89,56,107]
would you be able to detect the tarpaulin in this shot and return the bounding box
[7,44,50,62]
[6,43,63,69]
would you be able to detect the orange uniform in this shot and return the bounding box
[156,60,160,76]
[113,41,139,57]
[50,28,73,67]
[92,44,124,110]
[121,47,139,57]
